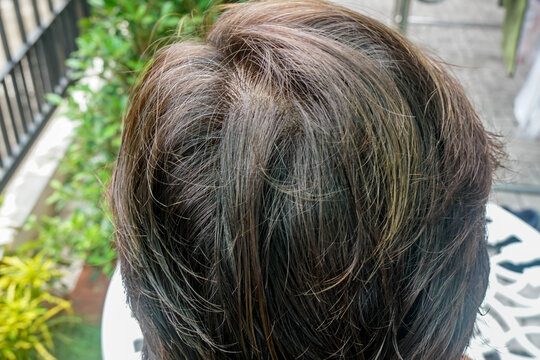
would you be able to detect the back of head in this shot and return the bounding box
[110,1,500,359]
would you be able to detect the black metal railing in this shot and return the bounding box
[0,0,89,192]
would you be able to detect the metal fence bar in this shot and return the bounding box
[0,0,89,192]
[9,64,28,135]
[0,102,11,166]
[13,0,28,42]
[31,0,42,28]
[2,79,20,144]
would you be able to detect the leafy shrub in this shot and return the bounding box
[51,320,101,360]
[0,254,72,360]
[26,0,237,275]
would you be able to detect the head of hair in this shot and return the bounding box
[110,1,501,359]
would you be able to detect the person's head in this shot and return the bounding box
[110,1,500,359]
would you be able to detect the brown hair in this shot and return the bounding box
[110,1,501,359]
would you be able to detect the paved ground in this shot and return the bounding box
[336,0,540,214]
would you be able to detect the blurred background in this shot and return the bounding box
[0,0,538,359]
[342,0,540,213]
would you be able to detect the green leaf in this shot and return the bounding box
[161,2,175,16]
[87,0,104,7]
[65,58,85,70]
[45,93,63,106]
[134,4,147,20]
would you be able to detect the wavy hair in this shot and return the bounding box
[110,1,501,359]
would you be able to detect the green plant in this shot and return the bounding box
[26,0,237,275]
[0,254,72,360]
[52,319,101,360]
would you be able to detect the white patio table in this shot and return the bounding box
[101,203,540,360]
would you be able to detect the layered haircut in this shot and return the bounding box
[110,1,501,359]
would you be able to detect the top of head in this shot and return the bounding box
[110,1,500,359]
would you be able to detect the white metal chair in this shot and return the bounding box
[467,204,540,359]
